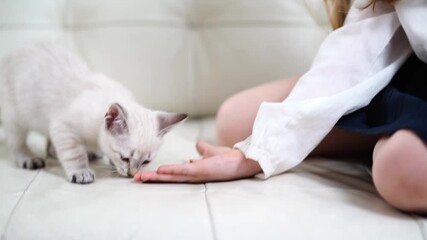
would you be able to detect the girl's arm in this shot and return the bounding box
[236,0,415,178]
[134,0,427,183]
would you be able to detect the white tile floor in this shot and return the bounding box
[0,120,426,240]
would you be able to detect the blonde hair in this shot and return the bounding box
[325,0,397,30]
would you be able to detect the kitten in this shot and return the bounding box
[0,42,187,184]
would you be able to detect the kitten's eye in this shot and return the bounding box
[120,155,129,163]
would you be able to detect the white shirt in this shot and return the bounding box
[235,0,427,179]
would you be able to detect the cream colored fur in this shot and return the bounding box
[0,42,187,184]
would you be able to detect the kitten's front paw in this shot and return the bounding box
[18,157,45,170]
[68,169,95,184]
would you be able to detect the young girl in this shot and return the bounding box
[134,0,427,213]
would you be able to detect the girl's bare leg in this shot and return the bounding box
[216,76,299,147]
[216,78,427,213]
[372,130,427,212]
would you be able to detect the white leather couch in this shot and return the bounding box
[1,1,426,239]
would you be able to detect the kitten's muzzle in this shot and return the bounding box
[128,160,151,176]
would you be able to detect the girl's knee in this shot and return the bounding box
[216,95,250,147]
[216,97,235,145]
[216,78,298,147]
[372,130,427,212]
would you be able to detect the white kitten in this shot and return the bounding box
[0,42,187,184]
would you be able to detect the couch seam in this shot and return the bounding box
[204,184,218,240]
[1,170,41,240]
[188,1,197,117]
[0,19,319,30]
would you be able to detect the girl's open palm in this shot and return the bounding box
[133,140,262,183]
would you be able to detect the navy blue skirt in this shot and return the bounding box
[336,53,427,141]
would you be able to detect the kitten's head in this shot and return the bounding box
[100,103,187,177]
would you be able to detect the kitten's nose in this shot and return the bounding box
[128,168,138,177]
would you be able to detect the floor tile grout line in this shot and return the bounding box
[197,113,217,240]
[1,170,41,240]
[204,183,218,240]
[410,214,427,240]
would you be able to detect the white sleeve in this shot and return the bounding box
[395,0,427,63]
[234,0,415,179]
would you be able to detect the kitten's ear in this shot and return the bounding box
[157,112,188,136]
[105,103,128,135]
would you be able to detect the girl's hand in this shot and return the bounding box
[133,140,262,183]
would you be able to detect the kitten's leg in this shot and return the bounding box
[49,122,95,184]
[47,139,98,161]
[87,151,100,161]
[46,139,57,159]
[5,125,45,169]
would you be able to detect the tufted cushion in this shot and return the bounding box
[2,2,427,240]
[0,0,330,116]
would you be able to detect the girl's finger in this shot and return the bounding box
[157,159,217,178]
[133,171,156,182]
[135,171,202,183]
[196,140,230,158]
[157,165,189,175]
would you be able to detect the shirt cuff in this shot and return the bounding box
[234,136,275,179]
